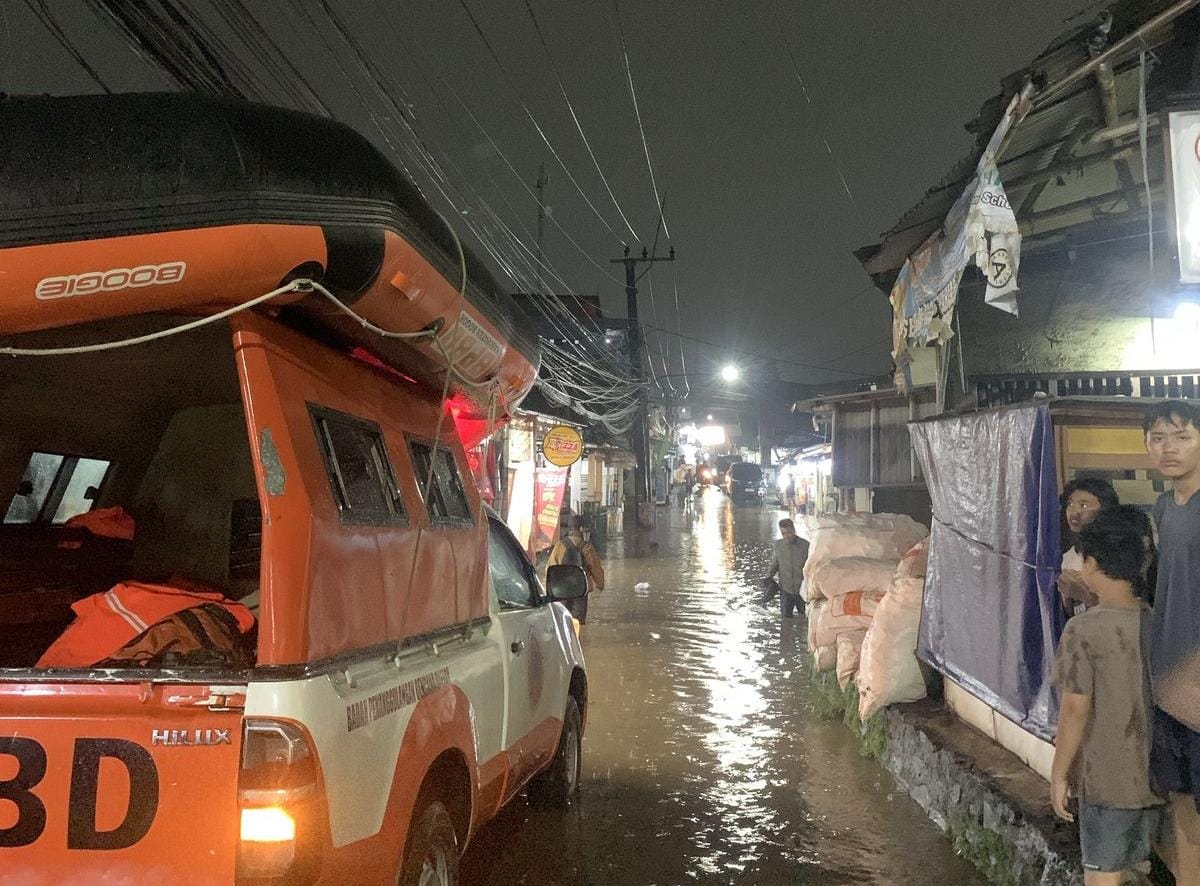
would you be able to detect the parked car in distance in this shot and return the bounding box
[724,462,764,505]
[713,455,738,484]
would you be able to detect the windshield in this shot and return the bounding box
[730,463,762,481]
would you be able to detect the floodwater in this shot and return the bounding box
[462,489,984,885]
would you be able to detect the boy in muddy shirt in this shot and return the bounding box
[1050,507,1163,884]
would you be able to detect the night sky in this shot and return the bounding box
[2,1,1092,384]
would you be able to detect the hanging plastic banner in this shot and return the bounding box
[971,162,1021,315]
[532,466,568,555]
[891,86,1033,389]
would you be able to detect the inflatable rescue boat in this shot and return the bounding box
[0,92,539,440]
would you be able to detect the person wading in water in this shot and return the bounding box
[548,515,605,625]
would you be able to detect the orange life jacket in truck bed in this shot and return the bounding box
[36,581,254,668]
[63,506,136,541]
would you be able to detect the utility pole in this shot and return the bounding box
[758,359,779,469]
[535,163,548,294]
[610,244,676,527]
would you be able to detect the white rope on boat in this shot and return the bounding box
[0,280,308,357]
[0,277,439,357]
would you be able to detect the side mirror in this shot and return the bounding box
[15,480,33,497]
[546,564,588,601]
[83,485,100,502]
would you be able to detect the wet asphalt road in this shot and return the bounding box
[462,489,983,885]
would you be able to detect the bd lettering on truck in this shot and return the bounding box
[0,92,588,886]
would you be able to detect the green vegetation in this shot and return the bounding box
[945,817,1030,886]
[858,708,888,761]
[807,666,846,720]
[806,664,887,761]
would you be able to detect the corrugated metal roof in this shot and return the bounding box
[859,0,1187,282]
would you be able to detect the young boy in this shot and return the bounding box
[1051,506,1164,885]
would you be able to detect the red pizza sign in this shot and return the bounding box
[541,425,583,467]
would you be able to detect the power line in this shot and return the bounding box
[456,0,624,243]
[208,0,325,114]
[812,335,893,368]
[613,0,670,241]
[522,0,640,242]
[1,2,16,89]
[58,0,648,423]
[669,262,691,398]
[432,71,628,288]
[774,1,866,234]
[305,3,637,388]
[24,0,111,92]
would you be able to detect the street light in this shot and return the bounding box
[706,414,714,421]
[658,364,743,385]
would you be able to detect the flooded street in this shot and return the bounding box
[463,490,984,885]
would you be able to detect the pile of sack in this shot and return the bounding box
[800,514,929,717]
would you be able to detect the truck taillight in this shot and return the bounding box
[237,719,325,884]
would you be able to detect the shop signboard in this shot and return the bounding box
[1168,109,1200,283]
[541,425,583,467]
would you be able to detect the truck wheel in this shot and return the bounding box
[528,697,582,809]
[398,797,459,886]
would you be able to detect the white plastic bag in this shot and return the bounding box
[857,576,927,720]
[813,644,837,672]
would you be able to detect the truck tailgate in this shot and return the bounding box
[0,680,244,885]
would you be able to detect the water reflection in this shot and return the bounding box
[462,494,983,885]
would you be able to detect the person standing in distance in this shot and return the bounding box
[764,518,808,618]
[1144,400,1200,885]
[548,514,605,625]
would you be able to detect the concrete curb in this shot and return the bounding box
[881,701,1083,886]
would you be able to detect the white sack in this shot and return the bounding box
[813,643,837,673]
[896,539,929,579]
[802,513,928,581]
[813,590,884,648]
[836,629,868,690]
[858,576,927,720]
[806,600,824,651]
[807,556,897,601]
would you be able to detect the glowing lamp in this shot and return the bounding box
[241,806,296,843]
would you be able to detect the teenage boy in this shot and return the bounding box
[1051,507,1163,885]
[1145,400,1200,885]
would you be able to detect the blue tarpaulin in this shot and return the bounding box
[909,403,1065,740]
